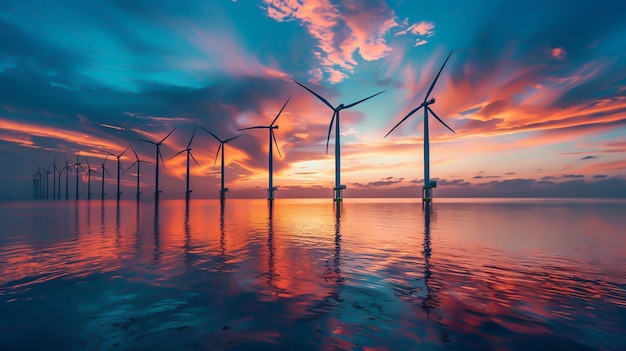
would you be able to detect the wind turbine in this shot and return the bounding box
[45,162,52,199]
[201,127,242,200]
[100,154,112,200]
[294,81,385,201]
[384,52,455,203]
[85,157,99,200]
[237,97,290,201]
[169,127,201,200]
[126,145,151,200]
[107,146,129,200]
[52,157,57,200]
[63,155,72,200]
[140,128,176,200]
[56,160,63,199]
[73,151,85,200]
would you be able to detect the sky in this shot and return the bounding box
[1,0,625,200]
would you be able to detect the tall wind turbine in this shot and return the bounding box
[126,145,151,200]
[107,146,129,200]
[45,162,52,199]
[85,157,99,200]
[237,98,290,201]
[73,151,85,200]
[100,154,111,200]
[384,52,456,203]
[169,127,201,200]
[52,157,57,200]
[56,160,63,199]
[201,127,241,200]
[294,81,385,201]
[63,155,71,200]
[140,128,176,199]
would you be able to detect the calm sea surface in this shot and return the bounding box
[0,198,625,350]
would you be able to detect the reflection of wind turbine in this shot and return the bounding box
[385,52,455,203]
[100,154,111,200]
[170,127,201,201]
[201,127,242,200]
[126,145,151,200]
[107,146,129,200]
[85,157,99,200]
[237,98,290,201]
[294,81,385,202]
[141,128,175,200]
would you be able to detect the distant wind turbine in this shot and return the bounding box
[73,151,85,200]
[126,145,151,200]
[85,157,99,200]
[140,128,176,199]
[237,97,290,201]
[294,81,385,201]
[52,156,57,200]
[169,127,201,200]
[384,52,456,203]
[45,162,52,199]
[100,154,112,200]
[63,155,72,200]
[107,146,129,200]
[201,127,241,200]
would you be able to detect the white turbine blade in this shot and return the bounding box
[187,127,197,148]
[224,134,242,143]
[190,151,201,168]
[427,107,455,134]
[271,97,291,127]
[424,51,452,102]
[201,127,224,143]
[214,144,222,166]
[326,111,336,155]
[294,80,334,110]
[160,127,176,143]
[384,105,424,138]
[272,130,282,159]
[344,90,385,109]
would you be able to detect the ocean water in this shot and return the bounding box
[0,198,625,350]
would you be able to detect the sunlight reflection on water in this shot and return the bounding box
[0,198,625,350]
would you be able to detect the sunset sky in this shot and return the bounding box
[1,0,625,200]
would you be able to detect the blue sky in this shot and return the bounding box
[1,0,625,200]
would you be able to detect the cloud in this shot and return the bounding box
[562,174,585,179]
[593,174,607,179]
[580,155,597,160]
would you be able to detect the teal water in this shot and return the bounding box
[0,198,625,350]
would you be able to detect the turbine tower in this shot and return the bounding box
[201,127,241,201]
[63,155,71,200]
[237,97,290,201]
[100,154,111,200]
[126,145,151,200]
[170,127,201,201]
[73,151,85,200]
[107,146,129,200]
[384,52,456,203]
[85,157,99,200]
[294,81,384,201]
[140,128,176,200]
[52,157,57,200]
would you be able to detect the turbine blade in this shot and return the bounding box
[214,144,222,166]
[105,166,112,177]
[272,130,282,159]
[187,127,197,148]
[271,97,291,127]
[160,127,176,143]
[344,90,385,109]
[424,51,452,102]
[190,151,201,168]
[200,127,223,143]
[383,105,424,138]
[224,134,242,143]
[294,80,334,110]
[130,144,139,160]
[427,107,456,134]
[64,154,69,166]
[237,126,267,131]
[326,111,336,155]
[169,149,186,160]
[119,145,130,158]
[85,157,90,169]
[140,139,157,145]
[103,153,109,162]
[158,148,166,168]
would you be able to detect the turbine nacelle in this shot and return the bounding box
[423,97,435,106]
